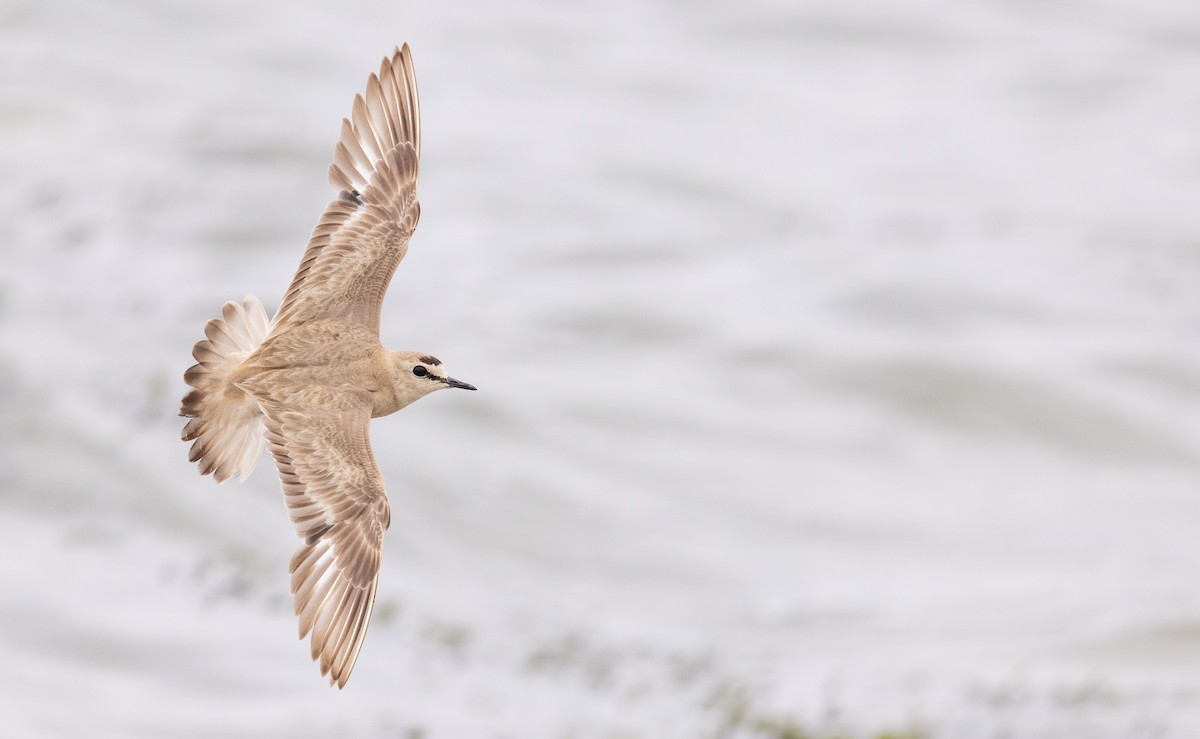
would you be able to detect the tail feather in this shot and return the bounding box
[181,296,271,483]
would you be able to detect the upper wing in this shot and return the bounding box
[260,400,392,688]
[270,45,422,337]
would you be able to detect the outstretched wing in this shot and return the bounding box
[270,44,422,337]
[260,400,392,688]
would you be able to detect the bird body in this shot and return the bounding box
[180,45,474,688]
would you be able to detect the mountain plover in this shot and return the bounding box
[180,45,475,688]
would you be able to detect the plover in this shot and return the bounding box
[180,45,475,688]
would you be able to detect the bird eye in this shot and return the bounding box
[412,365,428,377]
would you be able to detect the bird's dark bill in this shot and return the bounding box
[444,377,476,391]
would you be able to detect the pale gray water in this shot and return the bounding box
[4,1,1200,736]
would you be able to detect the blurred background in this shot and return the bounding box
[3,0,1200,736]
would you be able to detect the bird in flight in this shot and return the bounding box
[180,44,475,688]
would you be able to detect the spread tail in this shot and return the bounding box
[181,296,271,483]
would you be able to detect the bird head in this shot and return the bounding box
[386,351,476,411]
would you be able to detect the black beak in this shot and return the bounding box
[443,377,477,391]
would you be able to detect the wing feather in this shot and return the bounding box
[260,400,391,688]
[339,118,375,179]
[270,45,422,337]
[351,93,386,166]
